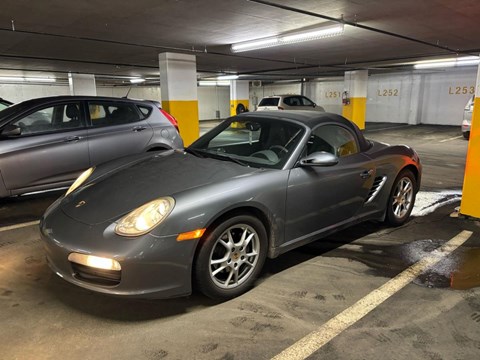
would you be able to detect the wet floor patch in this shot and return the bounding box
[322,238,480,290]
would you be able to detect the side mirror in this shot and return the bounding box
[1,124,21,137]
[299,151,338,167]
[313,103,317,108]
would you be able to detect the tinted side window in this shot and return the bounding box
[88,101,142,127]
[307,124,359,157]
[11,102,83,135]
[300,96,315,106]
[284,96,302,106]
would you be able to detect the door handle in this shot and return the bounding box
[360,169,374,179]
[132,126,147,132]
[64,136,81,142]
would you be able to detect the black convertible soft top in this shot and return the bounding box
[235,110,371,152]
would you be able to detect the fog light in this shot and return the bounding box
[68,253,121,271]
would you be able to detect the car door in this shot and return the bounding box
[284,124,375,242]
[86,100,154,166]
[0,101,89,192]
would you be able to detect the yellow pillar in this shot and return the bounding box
[229,80,249,116]
[159,53,199,146]
[460,63,480,218]
[342,70,368,130]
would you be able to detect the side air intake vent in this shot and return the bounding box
[365,176,387,204]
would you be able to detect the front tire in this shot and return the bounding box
[385,169,417,226]
[194,214,267,300]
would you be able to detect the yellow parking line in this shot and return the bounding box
[272,230,473,360]
[0,220,40,233]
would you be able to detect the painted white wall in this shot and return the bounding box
[249,67,477,125]
[96,86,161,100]
[1,67,476,125]
[305,80,343,114]
[366,69,475,125]
[367,73,423,124]
[420,68,475,125]
[198,86,230,120]
[0,84,69,103]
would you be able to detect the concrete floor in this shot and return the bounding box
[1,124,479,360]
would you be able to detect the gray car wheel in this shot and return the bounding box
[386,169,416,226]
[194,214,267,300]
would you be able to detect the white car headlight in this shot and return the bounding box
[115,197,175,237]
[66,167,95,196]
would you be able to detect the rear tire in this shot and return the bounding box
[385,169,417,226]
[194,214,267,300]
[463,131,470,140]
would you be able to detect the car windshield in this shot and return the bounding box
[189,117,305,169]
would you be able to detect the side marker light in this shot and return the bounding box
[176,228,206,241]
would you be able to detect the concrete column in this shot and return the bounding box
[68,73,96,95]
[460,62,480,218]
[342,70,368,129]
[303,80,314,100]
[159,52,199,146]
[230,80,249,116]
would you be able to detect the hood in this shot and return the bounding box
[61,151,257,225]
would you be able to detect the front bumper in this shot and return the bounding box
[40,204,198,299]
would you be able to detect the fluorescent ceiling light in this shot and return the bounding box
[281,25,344,43]
[217,75,239,80]
[0,76,24,82]
[129,78,146,84]
[198,80,230,86]
[24,77,56,83]
[414,56,480,69]
[231,23,344,53]
[0,76,56,82]
[232,38,280,52]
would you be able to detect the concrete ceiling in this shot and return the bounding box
[1,0,479,85]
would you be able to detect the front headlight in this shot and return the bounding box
[66,167,94,196]
[115,197,175,237]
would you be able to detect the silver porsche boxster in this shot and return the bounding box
[40,111,422,300]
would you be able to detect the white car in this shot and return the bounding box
[257,95,325,112]
[462,96,474,139]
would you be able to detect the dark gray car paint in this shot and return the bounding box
[40,111,421,298]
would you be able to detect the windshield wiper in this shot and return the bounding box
[186,148,249,167]
[206,152,249,167]
[184,148,207,158]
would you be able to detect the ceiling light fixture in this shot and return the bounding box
[231,23,344,53]
[414,56,480,69]
[0,76,56,83]
[217,75,239,80]
[129,78,146,84]
[198,80,230,87]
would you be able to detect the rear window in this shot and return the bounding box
[258,98,280,107]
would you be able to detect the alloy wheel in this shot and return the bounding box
[208,224,260,289]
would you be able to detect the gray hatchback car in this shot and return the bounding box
[0,96,183,197]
